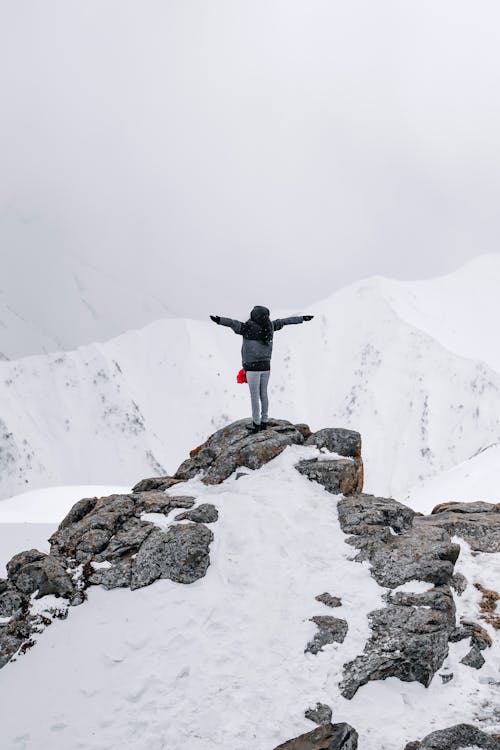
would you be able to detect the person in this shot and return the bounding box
[210,306,314,432]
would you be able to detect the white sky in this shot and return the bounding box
[1,0,500,321]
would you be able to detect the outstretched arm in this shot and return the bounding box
[210,316,244,334]
[273,315,314,331]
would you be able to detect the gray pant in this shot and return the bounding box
[246,370,270,424]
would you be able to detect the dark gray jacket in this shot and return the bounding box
[219,315,304,371]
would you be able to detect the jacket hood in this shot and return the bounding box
[250,306,270,324]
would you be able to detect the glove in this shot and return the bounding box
[210,315,221,324]
[303,315,314,321]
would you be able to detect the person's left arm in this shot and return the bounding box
[272,315,314,331]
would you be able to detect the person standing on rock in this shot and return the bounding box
[210,306,314,433]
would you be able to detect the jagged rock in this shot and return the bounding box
[175,419,306,485]
[404,723,500,749]
[460,645,485,669]
[305,616,348,654]
[294,423,313,439]
[295,458,363,496]
[338,496,459,588]
[305,428,361,458]
[340,585,456,699]
[315,593,342,608]
[440,672,453,684]
[0,624,24,668]
[6,549,46,579]
[130,523,213,589]
[175,504,219,524]
[450,572,467,595]
[7,552,74,599]
[0,582,26,618]
[88,558,133,590]
[337,494,416,535]
[131,475,184,493]
[421,501,500,553]
[337,494,459,698]
[305,703,333,726]
[274,722,358,750]
[136,492,195,514]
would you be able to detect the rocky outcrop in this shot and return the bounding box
[174,419,306,484]
[295,458,363,496]
[419,501,500,553]
[304,704,333,726]
[1,419,361,670]
[0,489,214,668]
[315,593,342,608]
[337,494,459,698]
[274,722,358,750]
[130,523,213,589]
[175,503,219,524]
[404,723,500,749]
[305,616,348,655]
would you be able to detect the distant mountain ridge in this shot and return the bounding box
[1,256,500,501]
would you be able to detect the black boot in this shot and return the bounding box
[246,421,261,434]
[260,422,268,430]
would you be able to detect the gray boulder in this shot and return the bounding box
[306,616,348,655]
[305,428,361,458]
[404,723,500,749]
[460,645,485,669]
[274,722,358,750]
[340,586,456,699]
[131,523,213,589]
[0,582,26,618]
[7,552,74,599]
[336,494,460,698]
[295,458,363,496]
[304,703,333,726]
[131,475,184,493]
[315,593,342,608]
[419,501,500,553]
[175,504,219,524]
[175,419,306,485]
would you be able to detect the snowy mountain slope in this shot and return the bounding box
[2,268,500,502]
[374,253,500,373]
[0,226,173,359]
[0,447,498,750]
[405,442,500,514]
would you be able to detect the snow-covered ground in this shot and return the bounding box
[2,255,500,503]
[406,443,500,514]
[0,448,499,750]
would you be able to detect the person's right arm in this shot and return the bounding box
[210,316,243,334]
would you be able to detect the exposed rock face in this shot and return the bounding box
[175,419,306,485]
[8,553,74,599]
[0,489,215,668]
[274,722,358,750]
[175,503,219,524]
[1,419,364,671]
[131,476,184,493]
[337,494,459,699]
[422,501,500,553]
[295,458,363,496]
[304,703,333,726]
[305,616,348,654]
[305,428,361,458]
[404,723,500,749]
[315,593,342,608]
[130,523,213,589]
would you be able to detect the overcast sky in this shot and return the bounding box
[1,0,500,322]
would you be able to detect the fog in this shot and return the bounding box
[1,0,500,325]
